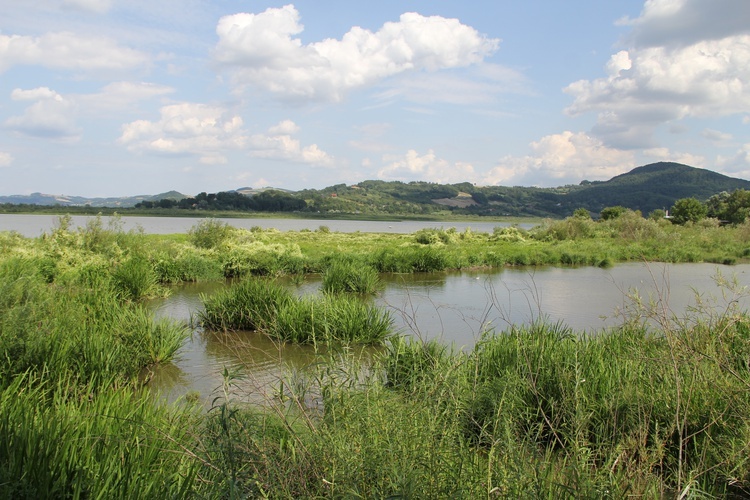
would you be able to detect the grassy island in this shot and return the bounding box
[1,213,750,497]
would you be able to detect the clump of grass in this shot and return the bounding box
[270,294,392,344]
[197,278,293,331]
[381,336,455,392]
[414,227,459,245]
[154,249,224,283]
[199,278,392,344]
[111,255,160,301]
[321,259,381,295]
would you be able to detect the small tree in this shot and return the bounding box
[600,206,626,220]
[670,197,707,225]
[572,208,591,219]
[722,189,750,224]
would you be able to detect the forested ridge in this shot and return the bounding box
[4,162,750,218]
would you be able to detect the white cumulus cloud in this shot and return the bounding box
[214,5,499,102]
[119,104,333,166]
[483,132,635,186]
[378,150,475,184]
[566,0,750,148]
[5,87,80,140]
[620,0,750,49]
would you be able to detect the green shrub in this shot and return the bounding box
[188,219,235,249]
[414,228,458,245]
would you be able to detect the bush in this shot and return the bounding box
[188,219,235,249]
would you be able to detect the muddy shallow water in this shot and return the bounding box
[147,262,750,405]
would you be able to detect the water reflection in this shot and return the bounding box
[147,262,750,405]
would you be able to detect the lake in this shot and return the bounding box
[147,262,750,405]
[0,213,534,237]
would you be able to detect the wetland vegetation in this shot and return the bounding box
[2,211,750,497]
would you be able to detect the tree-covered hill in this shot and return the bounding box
[557,162,750,215]
[4,162,750,219]
[296,163,750,218]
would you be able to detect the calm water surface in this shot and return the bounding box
[0,213,533,237]
[148,262,750,404]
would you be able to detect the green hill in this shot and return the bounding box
[4,162,750,218]
[559,162,750,215]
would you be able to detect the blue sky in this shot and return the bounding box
[1,0,749,197]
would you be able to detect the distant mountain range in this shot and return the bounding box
[2,162,750,218]
[0,187,285,208]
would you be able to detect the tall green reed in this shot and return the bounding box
[0,373,200,499]
[321,258,381,295]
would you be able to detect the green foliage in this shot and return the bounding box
[188,218,235,249]
[197,278,293,331]
[671,197,708,225]
[200,278,392,344]
[648,208,666,220]
[5,219,750,496]
[599,205,627,220]
[720,189,750,224]
[414,227,459,244]
[0,375,199,499]
[269,294,393,344]
[572,207,591,218]
[321,258,381,294]
[111,255,159,301]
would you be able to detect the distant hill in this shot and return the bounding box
[2,163,749,218]
[0,190,188,208]
[560,162,750,215]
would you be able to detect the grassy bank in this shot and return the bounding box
[1,214,750,496]
[3,213,750,287]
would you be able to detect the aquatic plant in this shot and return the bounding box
[321,258,381,295]
[197,278,293,332]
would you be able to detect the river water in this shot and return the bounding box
[147,262,750,405]
[0,213,533,237]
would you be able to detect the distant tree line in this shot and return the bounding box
[135,190,306,212]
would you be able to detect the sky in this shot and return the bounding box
[1,0,749,197]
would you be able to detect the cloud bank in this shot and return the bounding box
[214,4,499,102]
[566,0,750,149]
[119,103,333,166]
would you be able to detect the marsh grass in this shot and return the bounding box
[5,216,750,497]
[321,258,381,294]
[0,373,200,499]
[199,278,393,345]
[192,275,750,498]
[197,278,293,331]
[111,255,160,301]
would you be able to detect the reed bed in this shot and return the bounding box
[197,314,750,498]
[199,277,393,345]
[321,257,381,294]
